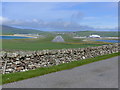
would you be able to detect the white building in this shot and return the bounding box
[89,35,101,38]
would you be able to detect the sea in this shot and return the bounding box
[0,36,32,39]
[95,39,119,43]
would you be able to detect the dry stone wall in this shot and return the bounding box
[0,43,119,74]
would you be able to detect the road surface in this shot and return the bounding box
[2,56,118,88]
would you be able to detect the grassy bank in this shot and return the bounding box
[0,74,1,85]
[2,52,120,85]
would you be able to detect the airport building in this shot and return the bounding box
[89,35,101,38]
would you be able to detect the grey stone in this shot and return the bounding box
[52,36,65,42]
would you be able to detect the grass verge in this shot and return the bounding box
[2,52,120,85]
[0,74,2,85]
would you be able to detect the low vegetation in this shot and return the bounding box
[2,34,110,50]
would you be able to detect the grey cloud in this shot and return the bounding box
[71,11,84,23]
[2,16,116,31]
[1,18,96,31]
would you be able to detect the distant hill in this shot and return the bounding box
[1,25,45,34]
[75,31,118,37]
[1,25,118,37]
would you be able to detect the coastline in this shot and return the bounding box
[0,35,38,38]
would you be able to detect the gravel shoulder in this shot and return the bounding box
[2,56,118,88]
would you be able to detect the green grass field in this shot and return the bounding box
[1,52,119,85]
[2,35,110,51]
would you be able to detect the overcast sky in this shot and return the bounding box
[0,2,118,31]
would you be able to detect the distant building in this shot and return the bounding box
[89,35,101,38]
[73,36,86,39]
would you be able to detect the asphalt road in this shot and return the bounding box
[2,56,118,88]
